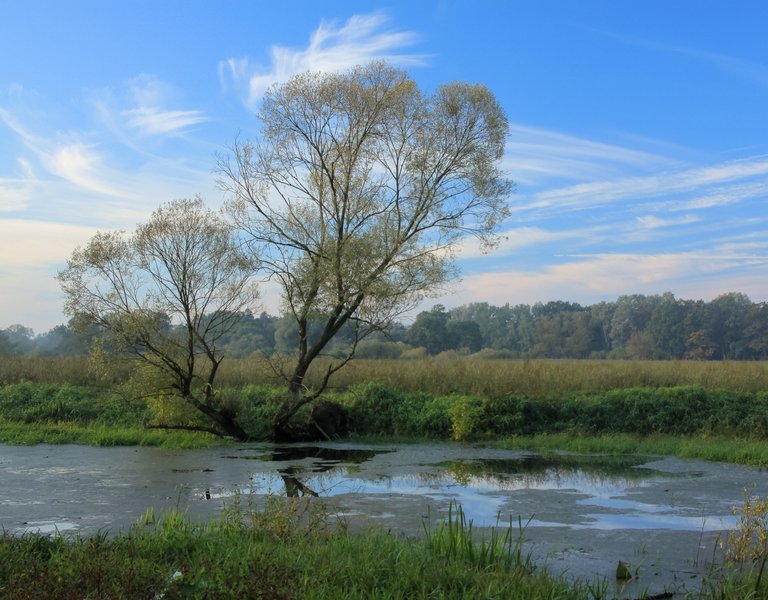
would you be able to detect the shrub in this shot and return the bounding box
[481,395,557,436]
[396,393,453,438]
[344,382,405,436]
[0,382,101,424]
[145,394,206,428]
[234,385,285,440]
[448,395,486,441]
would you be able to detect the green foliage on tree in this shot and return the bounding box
[57,198,259,439]
[218,61,512,436]
[407,305,450,354]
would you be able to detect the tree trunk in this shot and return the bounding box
[213,415,249,441]
[272,394,311,441]
[269,360,315,439]
[186,396,250,441]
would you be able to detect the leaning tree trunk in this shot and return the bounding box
[187,396,250,441]
[271,317,350,441]
[271,360,316,441]
[212,414,249,441]
[272,393,313,442]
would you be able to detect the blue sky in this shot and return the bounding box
[2,1,767,332]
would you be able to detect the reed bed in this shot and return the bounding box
[219,357,768,399]
[4,356,767,398]
[0,356,132,387]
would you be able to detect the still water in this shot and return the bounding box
[2,442,765,594]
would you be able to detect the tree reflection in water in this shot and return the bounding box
[270,446,386,497]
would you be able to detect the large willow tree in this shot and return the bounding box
[218,61,512,438]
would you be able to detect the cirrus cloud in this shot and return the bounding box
[219,11,427,109]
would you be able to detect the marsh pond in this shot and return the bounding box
[2,442,765,596]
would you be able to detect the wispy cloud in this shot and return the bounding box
[47,143,128,197]
[219,11,426,109]
[673,46,768,87]
[89,74,207,137]
[456,225,607,259]
[0,108,129,198]
[1,81,217,226]
[504,124,672,186]
[0,219,98,267]
[648,181,768,212]
[523,156,768,214]
[121,106,206,136]
[636,214,700,229]
[0,157,37,211]
[590,29,768,88]
[0,178,34,212]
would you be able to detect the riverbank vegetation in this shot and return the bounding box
[2,501,584,599]
[2,358,768,465]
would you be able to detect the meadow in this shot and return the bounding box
[223,356,768,398]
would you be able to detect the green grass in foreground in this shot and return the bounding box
[1,497,766,599]
[0,498,600,600]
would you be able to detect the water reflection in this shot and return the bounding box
[225,446,386,496]
[280,467,319,497]
[0,444,744,539]
[219,447,736,532]
[437,455,659,492]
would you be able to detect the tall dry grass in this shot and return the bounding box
[0,356,132,386]
[0,356,92,386]
[4,355,768,398]
[219,357,768,399]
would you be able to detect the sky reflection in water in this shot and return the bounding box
[223,449,739,532]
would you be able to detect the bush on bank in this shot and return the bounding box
[334,383,768,440]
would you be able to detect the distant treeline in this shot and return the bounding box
[2,291,767,361]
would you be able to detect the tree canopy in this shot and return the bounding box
[218,61,512,434]
[57,198,259,439]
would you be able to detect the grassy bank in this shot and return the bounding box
[4,378,768,464]
[0,422,218,447]
[0,381,219,447]
[490,433,768,466]
[1,497,765,600]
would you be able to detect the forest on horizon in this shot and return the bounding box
[2,291,766,362]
